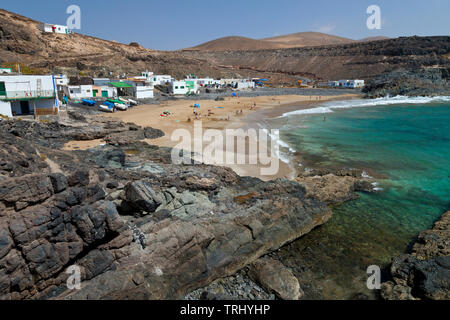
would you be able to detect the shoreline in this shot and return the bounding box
[64,93,360,181]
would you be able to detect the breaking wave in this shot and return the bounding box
[279,96,450,117]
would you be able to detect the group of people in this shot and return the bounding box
[187,101,257,122]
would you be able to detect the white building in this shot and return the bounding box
[337,80,365,88]
[63,85,94,100]
[39,23,69,34]
[172,80,199,95]
[134,81,154,99]
[237,80,256,89]
[220,79,255,89]
[196,78,216,87]
[349,80,365,88]
[0,75,58,117]
[54,74,69,92]
[151,75,173,85]
[172,81,190,95]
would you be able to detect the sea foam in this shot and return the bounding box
[279,96,450,117]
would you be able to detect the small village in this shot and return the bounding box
[0,66,364,118]
[0,22,366,119]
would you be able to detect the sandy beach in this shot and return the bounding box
[64,93,360,180]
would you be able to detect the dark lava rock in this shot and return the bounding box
[381,211,450,300]
[88,145,126,169]
[363,68,449,98]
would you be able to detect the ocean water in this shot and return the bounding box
[267,97,450,299]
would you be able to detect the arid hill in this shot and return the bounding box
[0,9,243,79]
[186,32,358,51]
[180,36,450,81]
[187,36,283,51]
[262,31,356,47]
[1,8,448,87]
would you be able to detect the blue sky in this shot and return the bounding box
[2,0,449,50]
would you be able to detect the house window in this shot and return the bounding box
[0,82,6,96]
[175,86,179,89]
[180,86,185,89]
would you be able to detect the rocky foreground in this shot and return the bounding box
[381,211,450,300]
[0,113,345,300]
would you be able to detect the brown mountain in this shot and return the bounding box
[186,32,357,51]
[1,8,448,87]
[263,31,356,47]
[187,36,282,51]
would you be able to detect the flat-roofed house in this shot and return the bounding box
[39,23,69,34]
[63,85,94,100]
[0,75,58,117]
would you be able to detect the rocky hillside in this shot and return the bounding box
[0,9,243,79]
[181,36,450,82]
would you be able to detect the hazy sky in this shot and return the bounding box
[2,0,449,50]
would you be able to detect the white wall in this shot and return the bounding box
[0,101,12,117]
[40,23,68,34]
[64,85,93,99]
[172,81,189,95]
[151,75,173,85]
[135,86,154,99]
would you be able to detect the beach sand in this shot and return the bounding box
[65,93,360,181]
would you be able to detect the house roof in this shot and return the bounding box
[109,82,133,88]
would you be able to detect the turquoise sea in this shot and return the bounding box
[267,96,450,299]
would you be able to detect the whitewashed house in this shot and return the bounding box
[172,80,199,95]
[0,75,58,117]
[172,81,190,95]
[54,74,69,92]
[349,80,365,88]
[196,78,216,86]
[134,81,154,99]
[337,80,365,88]
[151,75,173,85]
[63,85,94,100]
[39,23,69,34]
[237,80,256,89]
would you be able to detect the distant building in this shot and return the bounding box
[151,75,173,86]
[39,23,69,34]
[0,75,58,117]
[63,85,94,100]
[54,74,69,91]
[331,80,365,88]
[92,85,117,98]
